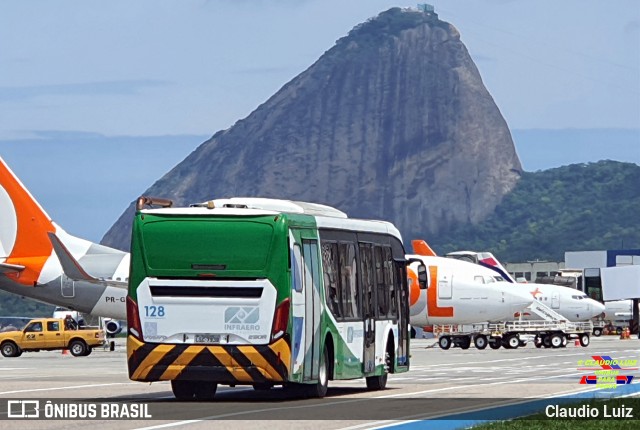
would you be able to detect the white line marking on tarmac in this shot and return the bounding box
[131,368,599,430]
[338,385,613,430]
[377,371,589,398]
[0,382,137,395]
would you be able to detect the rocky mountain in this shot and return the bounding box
[102,7,522,250]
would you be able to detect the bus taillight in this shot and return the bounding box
[127,296,142,340]
[271,298,290,341]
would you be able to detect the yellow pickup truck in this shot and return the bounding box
[0,318,105,358]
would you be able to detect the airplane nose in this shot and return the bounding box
[506,288,535,314]
[590,300,606,318]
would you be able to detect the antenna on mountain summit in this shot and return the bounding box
[417,4,435,14]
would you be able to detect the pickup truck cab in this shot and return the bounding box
[0,318,105,357]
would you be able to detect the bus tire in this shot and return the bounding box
[305,347,329,398]
[367,338,393,390]
[69,340,87,357]
[593,327,602,337]
[474,335,488,350]
[171,380,195,401]
[579,333,590,347]
[1,341,20,357]
[439,336,451,350]
[194,381,217,401]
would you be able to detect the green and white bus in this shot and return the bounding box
[127,197,410,400]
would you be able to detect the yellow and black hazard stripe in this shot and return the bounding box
[127,336,291,384]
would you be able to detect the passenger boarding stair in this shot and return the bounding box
[504,299,593,334]
[526,300,568,322]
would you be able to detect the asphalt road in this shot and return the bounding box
[0,336,637,429]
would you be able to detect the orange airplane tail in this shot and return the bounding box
[411,239,437,257]
[0,157,56,285]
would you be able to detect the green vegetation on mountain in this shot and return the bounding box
[0,290,55,317]
[429,161,640,262]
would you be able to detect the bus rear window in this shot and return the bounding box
[140,218,274,274]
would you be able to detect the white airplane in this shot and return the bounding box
[445,250,605,322]
[0,157,127,333]
[592,299,634,335]
[407,240,534,330]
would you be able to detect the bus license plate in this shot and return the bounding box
[195,334,220,344]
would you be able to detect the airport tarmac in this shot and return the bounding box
[0,336,637,429]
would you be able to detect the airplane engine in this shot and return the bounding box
[104,319,122,336]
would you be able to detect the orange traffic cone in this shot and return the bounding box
[61,349,69,355]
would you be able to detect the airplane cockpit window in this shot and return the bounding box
[484,276,495,283]
[494,276,505,282]
[474,276,484,284]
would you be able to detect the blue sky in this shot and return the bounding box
[0,0,638,242]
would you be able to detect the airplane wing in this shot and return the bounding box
[0,263,25,274]
[47,232,127,288]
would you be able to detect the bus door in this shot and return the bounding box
[301,239,322,382]
[359,243,376,374]
[395,259,410,369]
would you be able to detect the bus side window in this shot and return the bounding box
[383,247,397,318]
[359,243,376,318]
[291,244,303,293]
[321,242,341,319]
[374,246,388,317]
[339,242,360,319]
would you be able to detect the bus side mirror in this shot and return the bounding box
[417,265,428,289]
[406,258,428,290]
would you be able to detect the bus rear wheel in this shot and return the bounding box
[301,347,329,398]
[193,381,217,400]
[171,380,195,401]
[366,349,391,391]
